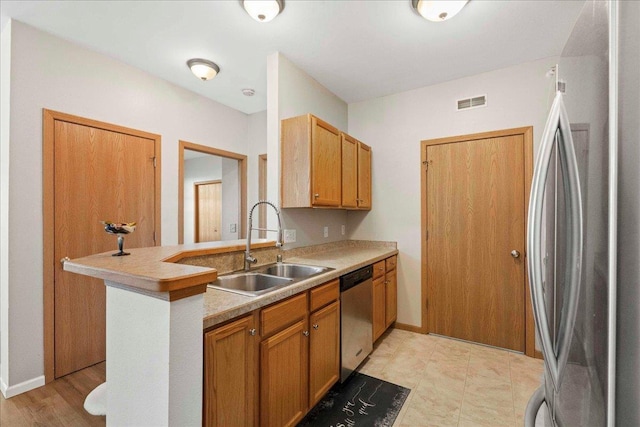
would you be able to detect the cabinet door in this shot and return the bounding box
[385,268,398,327]
[260,319,309,427]
[309,301,340,407]
[204,315,257,427]
[311,117,341,207]
[372,276,386,342]
[341,133,358,208]
[357,142,372,209]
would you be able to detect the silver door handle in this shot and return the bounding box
[60,257,71,265]
[511,250,520,258]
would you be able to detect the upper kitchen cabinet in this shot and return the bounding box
[281,114,342,208]
[341,133,372,210]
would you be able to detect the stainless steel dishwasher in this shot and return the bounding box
[340,265,373,383]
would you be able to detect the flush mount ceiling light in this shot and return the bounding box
[412,0,469,22]
[186,58,220,81]
[242,0,284,23]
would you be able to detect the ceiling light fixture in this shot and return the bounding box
[412,0,469,22]
[242,0,284,23]
[186,58,220,81]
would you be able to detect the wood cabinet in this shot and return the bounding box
[203,314,258,427]
[371,255,398,342]
[281,114,341,208]
[309,300,340,407]
[259,279,340,427]
[385,257,398,327]
[260,319,309,427]
[341,133,372,210]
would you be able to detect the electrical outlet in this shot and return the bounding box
[230,223,237,233]
[323,226,329,238]
[283,229,296,243]
[341,225,346,235]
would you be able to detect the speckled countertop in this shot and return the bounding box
[203,242,397,330]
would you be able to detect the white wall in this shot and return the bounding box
[183,156,222,244]
[0,20,12,394]
[247,109,267,213]
[347,57,560,328]
[267,53,349,248]
[220,157,240,241]
[1,20,250,394]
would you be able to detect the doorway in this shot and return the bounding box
[178,141,247,244]
[421,127,535,355]
[43,110,161,381]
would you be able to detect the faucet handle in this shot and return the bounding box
[276,254,283,263]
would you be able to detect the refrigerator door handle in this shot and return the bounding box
[528,91,562,389]
[554,95,584,386]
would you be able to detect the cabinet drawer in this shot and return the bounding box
[309,279,339,312]
[385,255,397,271]
[261,293,308,337]
[373,261,385,279]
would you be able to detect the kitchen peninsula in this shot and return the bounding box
[65,239,397,426]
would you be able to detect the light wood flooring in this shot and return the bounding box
[0,362,105,426]
[359,328,544,427]
[0,329,542,426]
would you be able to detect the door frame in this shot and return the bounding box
[420,126,535,357]
[194,179,222,242]
[178,140,247,243]
[43,109,162,383]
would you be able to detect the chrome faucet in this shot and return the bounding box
[245,200,283,271]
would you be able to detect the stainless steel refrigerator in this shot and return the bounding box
[525,0,639,426]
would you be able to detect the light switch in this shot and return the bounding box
[323,226,329,238]
[284,229,296,243]
[230,223,237,233]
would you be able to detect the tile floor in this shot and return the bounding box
[358,328,544,427]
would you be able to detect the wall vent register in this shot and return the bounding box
[457,95,487,111]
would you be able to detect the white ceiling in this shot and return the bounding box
[0,0,585,115]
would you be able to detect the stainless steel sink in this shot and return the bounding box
[207,263,333,296]
[255,263,332,279]
[208,273,293,296]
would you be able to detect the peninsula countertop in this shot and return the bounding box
[202,243,398,330]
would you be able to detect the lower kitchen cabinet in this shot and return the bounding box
[385,260,398,327]
[260,319,309,427]
[372,275,386,341]
[309,300,340,407]
[203,279,342,426]
[372,255,398,342]
[203,314,258,427]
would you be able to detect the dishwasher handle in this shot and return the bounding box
[340,265,373,292]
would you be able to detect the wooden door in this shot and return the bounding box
[385,268,397,328]
[311,117,341,207]
[204,315,257,427]
[372,276,386,341]
[53,119,157,377]
[341,133,358,208]
[425,133,526,351]
[357,142,372,209]
[260,319,309,427]
[195,180,222,242]
[309,301,340,407]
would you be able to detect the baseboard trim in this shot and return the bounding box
[1,374,45,398]
[393,322,426,334]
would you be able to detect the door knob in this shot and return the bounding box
[60,257,71,265]
[303,331,310,337]
[249,328,256,336]
[313,324,319,330]
[511,250,520,258]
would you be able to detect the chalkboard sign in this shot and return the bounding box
[298,372,410,427]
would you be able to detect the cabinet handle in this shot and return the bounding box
[303,331,310,337]
[313,324,319,330]
[384,280,389,285]
[249,328,256,336]
[314,193,320,198]
[60,256,71,265]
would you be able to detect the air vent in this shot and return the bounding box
[457,95,487,111]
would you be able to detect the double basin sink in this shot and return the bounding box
[207,263,334,296]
